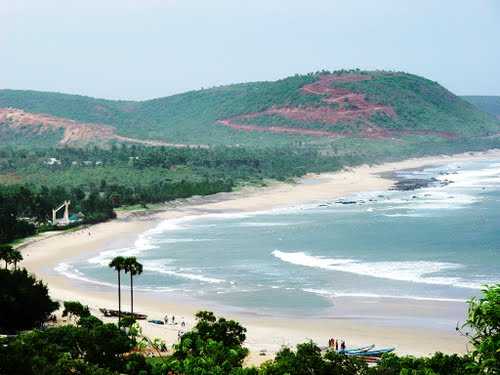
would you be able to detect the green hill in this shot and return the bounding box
[463,96,500,118]
[1,70,498,148]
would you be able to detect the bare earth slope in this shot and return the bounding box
[0,108,205,148]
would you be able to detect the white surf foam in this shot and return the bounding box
[55,262,184,293]
[437,164,500,188]
[302,288,466,302]
[374,190,479,212]
[143,260,225,284]
[55,262,115,288]
[272,250,483,289]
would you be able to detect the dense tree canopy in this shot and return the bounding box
[0,318,136,375]
[0,268,59,334]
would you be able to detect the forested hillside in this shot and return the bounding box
[1,70,498,147]
[463,96,500,119]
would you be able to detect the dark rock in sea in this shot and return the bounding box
[390,177,445,191]
[335,200,358,205]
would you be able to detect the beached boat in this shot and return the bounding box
[342,344,375,354]
[148,319,165,325]
[99,308,147,320]
[346,347,395,357]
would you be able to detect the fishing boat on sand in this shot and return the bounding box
[345,347,395,357]
[99,308,147,320]
[341,344,375,354]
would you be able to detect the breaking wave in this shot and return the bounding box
[272,250,482,289]
[55,262,115,288]
[143,260,226,284]
[301,288,466,302]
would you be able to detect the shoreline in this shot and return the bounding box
[20,149,500,364]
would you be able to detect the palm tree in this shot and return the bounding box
[124,257,143,315]
[0,245,14,269]
[109,256,126,325]
[10,249,23,270]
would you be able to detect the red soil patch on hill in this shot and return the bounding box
[216,120,341,138]
[217,74,454,140]
[217,74,396,139]
[0,108,206,148]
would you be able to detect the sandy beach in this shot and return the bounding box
[20,149,500,365]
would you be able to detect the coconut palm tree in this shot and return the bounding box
[0,245,14,269]
[10,249,23,270]
[109,256,126,325]
[124,257,143,315]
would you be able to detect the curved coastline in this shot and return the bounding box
[20,149,500,364]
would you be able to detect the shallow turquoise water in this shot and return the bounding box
[60,160,500,316]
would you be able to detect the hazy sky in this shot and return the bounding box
[1,0,499,100]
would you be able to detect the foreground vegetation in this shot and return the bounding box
[0,259,499,374]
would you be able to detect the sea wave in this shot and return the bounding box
[238,221,308,227]
[55,262,116,288]
[272,250,483,289]
[301,288,466,302]
[374,191,479,212]
[437,164,500,188]
[55,262,185,293]
[87,206,318,268]
[143,260,226,284]
[155,238,213,244]
[381,213,428,218]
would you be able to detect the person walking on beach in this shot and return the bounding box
[331,338,336,349]
[335,340,339,351]
[340,341,346,351]
[164,314,168,324]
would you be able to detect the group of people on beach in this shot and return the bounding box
[328,338,346,351]
[163,314,186,328]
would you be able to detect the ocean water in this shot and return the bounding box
[59,159,500,316]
